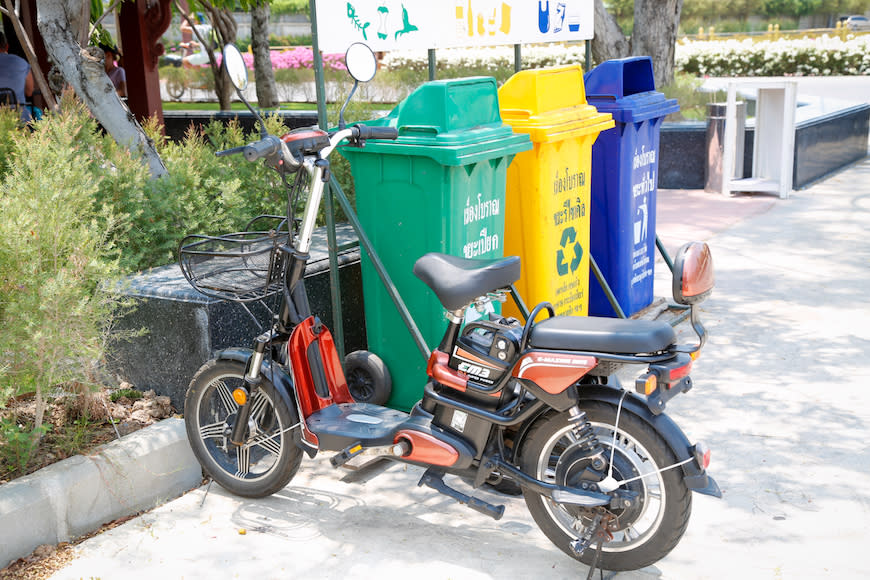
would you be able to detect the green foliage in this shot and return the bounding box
[110,388,143,402]
[0,107,20,176]
[0,96,126,413]
[53,411,97,458]
[0,419,49,478]
[659,73,725,122]
[270,0,310,17]
[269,33,313,46]
[96,116,290,272]
[676,35,870,76]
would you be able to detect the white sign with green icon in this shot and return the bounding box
[315,0,593,53]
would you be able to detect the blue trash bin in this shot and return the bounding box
[585,57,679,318]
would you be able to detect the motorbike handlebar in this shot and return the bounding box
[215,145,246,157]
[243,135,282,162]
[352,124,399,141]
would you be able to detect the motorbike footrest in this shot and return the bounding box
[307,402,410,451]
[419,468,505,521]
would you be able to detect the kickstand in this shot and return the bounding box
[585,539,605,580]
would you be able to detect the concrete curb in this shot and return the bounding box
[0,418,201,568]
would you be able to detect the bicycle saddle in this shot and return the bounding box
[413,252,520,311]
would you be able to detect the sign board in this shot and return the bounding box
[315,0,594,53]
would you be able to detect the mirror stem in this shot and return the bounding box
[338,80,360,130]
[233,84,267,138]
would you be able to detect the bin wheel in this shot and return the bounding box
[344,350,392,405]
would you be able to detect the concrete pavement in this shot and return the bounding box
[49,156,870,579]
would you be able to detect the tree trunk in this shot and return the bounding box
[592,0,630,66]
[37,0,167,178]
[251,1,278,108]
[196,0,237,111]
[631,0,683,88]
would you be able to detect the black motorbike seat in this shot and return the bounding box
[528,315,676,354]
[414,253,521,311]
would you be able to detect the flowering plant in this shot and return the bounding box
[676,35,870,76]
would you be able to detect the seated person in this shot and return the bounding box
[179,13,213,68]
[99,43,127,98]
[0,30,34,122]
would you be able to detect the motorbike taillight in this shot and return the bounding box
[637,353,694,414]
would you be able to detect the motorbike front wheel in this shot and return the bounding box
[519,401,691,571]
[184,359,302,498]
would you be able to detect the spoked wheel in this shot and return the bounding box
[519,401,692,572]
[166,80,185,101]
[184,359,302,498]
[344,350,392,405]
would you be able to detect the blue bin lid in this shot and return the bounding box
[584,57,680,123]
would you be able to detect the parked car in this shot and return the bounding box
[843,15,870,31]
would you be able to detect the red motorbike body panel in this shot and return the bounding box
[512,352,597,394]
[288,317,354,445]
[395,429,459,467]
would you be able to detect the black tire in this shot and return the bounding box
[344,350,392,405]
[184,359,303,498]
[166,80,185,100]
[519,402,692,572]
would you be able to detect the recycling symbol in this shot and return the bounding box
[556,226,583,276]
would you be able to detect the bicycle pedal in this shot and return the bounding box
[330,441,364,468]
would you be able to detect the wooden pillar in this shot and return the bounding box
[20,0,49,76]
[118,0,172,125]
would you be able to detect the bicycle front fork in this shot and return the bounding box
[229,332,271,445]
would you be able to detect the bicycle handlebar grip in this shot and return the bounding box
[354,124,399,141]
[243,136,281,162]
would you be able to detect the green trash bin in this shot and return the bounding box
[339,77,531,412]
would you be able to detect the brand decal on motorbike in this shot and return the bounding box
[457,361,492,378]
[518,354,594,373]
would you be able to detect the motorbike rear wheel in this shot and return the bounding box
[519,401,691,571]
[184,359,302,498]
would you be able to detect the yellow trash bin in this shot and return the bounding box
[499,65,614,317]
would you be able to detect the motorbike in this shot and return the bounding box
[179,42,721,574]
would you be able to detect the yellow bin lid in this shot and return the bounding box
[499,65,614,143]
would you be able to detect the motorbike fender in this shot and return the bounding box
[215,348,317,458]
[571,385,720,497]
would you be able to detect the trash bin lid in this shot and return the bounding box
[345,77,531,166]
[499,65,615,143]
[584,57,680,123]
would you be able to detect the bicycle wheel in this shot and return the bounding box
[184,358,302,498]
[519,401,691,571]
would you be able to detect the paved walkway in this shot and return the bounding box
[51,157,870,579]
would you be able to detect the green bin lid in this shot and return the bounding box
[344,77,531,166]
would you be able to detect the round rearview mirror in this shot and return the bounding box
[223,44,248,91]
[345,43,377,83]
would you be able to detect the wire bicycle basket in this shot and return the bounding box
[179,215,290,303]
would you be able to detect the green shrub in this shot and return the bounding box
[270,0,309,17]
[0,96,126,424]
[110,388,143,402]
[0,418,49,478]
[0,107,20,177]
